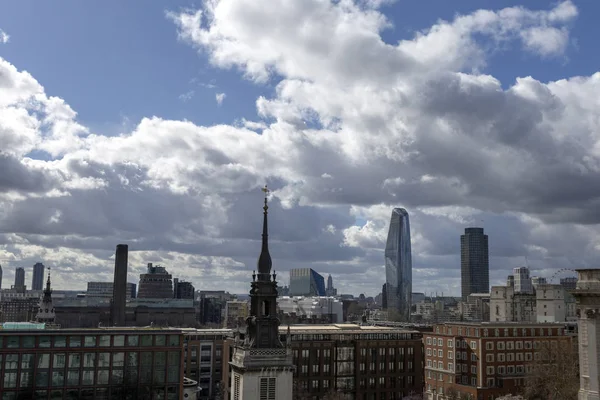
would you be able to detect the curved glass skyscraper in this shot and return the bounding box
[385,208,412,322]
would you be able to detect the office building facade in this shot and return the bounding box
[460,228,489,300]
[289,268,326,296]
[0,327,185,399]
[32,263,45,291]
[385,208,412,322]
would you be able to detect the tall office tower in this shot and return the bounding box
[327,274,333,291]
[229,186,293,399]
[384,208,412,322]
[289,268,326,296]
[460,227,489,300]
[111,244,128,327]
[14,267,25,292]
[137,263,173,298]
[0,264,3,290]
[382,283,388,310]
[513,266,533,294]
[32,262,45,291]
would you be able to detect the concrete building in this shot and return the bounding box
[87,282,137,299]
[460,293,491,322]
[289,268,326,296]
[490,285,536,323]
[0,326,185,399]
[223,300,249,328]
[229,186,294,400]
[535,283,566,323]
[424,322,574,399]
[14,267,25,292]
[385,208,413,322]
[32,262,44,291]
[277,296,344,323]
[461,228,489,300]
[572,269,600,399]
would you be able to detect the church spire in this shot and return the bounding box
[257,185,272,279]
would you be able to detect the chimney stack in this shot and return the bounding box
[111,244,128,326]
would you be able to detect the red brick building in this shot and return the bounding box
[423,322,573,400]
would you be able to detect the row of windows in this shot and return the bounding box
[426,338,477,350]
[433,325,562,338]
[0,351,180,372]
[293,347,414,361]
[0,335,180,349]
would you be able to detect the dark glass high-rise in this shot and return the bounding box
[460,227,489,300]
[384,208,412,322]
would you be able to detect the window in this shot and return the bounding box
[471,377,477,386]
[448,339,453,348]
[427,338,432,345]
[486,366,495,375]
[462,351,467,360]
[427,360,432,367]
[448,363,453,371]
[506,341,514,350]
[497,354,505,362]
[525,353,533,361]
[487,378,495,387]
[471,354,477,362]
[448,351,453,359]
[497,342,505,350]
[516,341,523,350]
[516,353,523,361]
[471,366,477,374]
[427,349,432,356]
[438,339,443,346]
[525,341,532,349]
[498,366,505,375]
[438,350,443,357]
[258,378,276,400]
[470,341,477,349]
[507,353,514,362]
[140,335,152,346]
[456,352,461,361]
[486,342,494,350]
[486,354,494,363]
[84,336,97,347]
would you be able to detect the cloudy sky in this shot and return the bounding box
[0,0,599,297]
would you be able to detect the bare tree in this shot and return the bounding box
[522,339,579,400]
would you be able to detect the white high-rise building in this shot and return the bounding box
[513,266,533,294]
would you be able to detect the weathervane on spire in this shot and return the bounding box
[262,185,270,212]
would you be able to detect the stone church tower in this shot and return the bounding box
[229,186,294,400]
[573,269,600,400]
[36,268,56,324]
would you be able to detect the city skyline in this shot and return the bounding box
[1,1,600,297]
